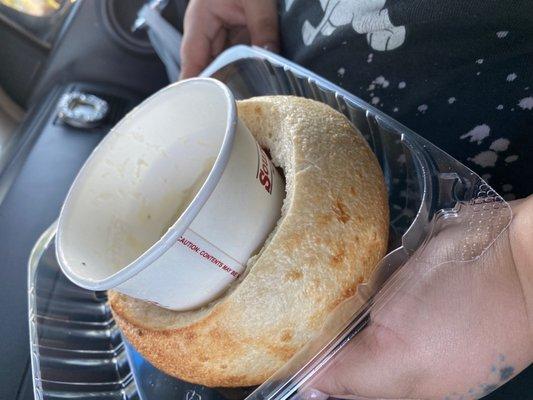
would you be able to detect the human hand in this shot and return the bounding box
[301,197,533,400]
[180,0,279,79]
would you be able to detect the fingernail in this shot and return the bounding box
[295,388,330,400]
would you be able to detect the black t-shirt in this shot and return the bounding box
[279,0,532,199]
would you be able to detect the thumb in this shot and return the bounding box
[243,0,280,52]
[299,322,417,400]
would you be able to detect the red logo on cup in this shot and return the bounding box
[256,145,273,194]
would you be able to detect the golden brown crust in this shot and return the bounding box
[109,96,389,387]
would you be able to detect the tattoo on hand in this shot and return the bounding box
[442,354,515,400]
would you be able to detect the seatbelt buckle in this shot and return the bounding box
[131,0,169,32]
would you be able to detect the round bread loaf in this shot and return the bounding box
[109,96,389,387]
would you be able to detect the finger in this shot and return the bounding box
[180,1,222,79]
[242,0,280,52]
[228,26,250,46]
[303,322,416,399]
[211,27,228,58]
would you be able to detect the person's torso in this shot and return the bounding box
[280,0,533,198]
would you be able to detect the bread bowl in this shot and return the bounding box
[109,95,389,387]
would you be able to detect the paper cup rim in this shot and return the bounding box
[56,78,238,290]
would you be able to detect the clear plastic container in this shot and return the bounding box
[28,45,511,400]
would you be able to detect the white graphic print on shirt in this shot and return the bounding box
[285,0,296,11]
[299,0,406,51]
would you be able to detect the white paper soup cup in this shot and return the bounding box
[56,78,284,310]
